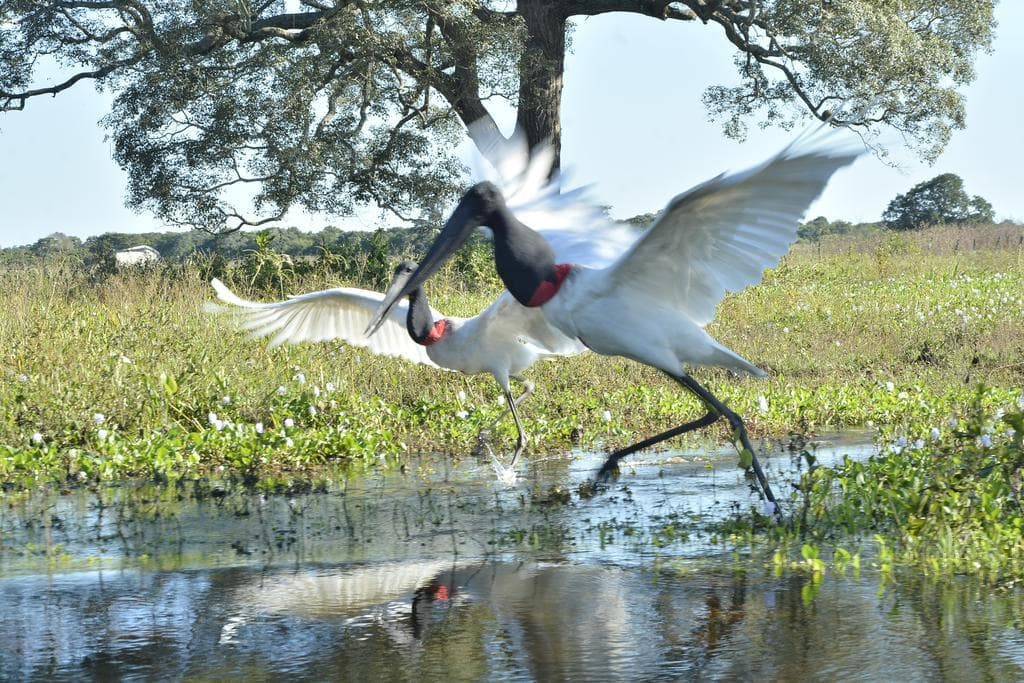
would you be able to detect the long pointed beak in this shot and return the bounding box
[365,190,488,337]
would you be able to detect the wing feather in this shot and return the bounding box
[474,291,586,357]
[206,279,442,367]
[470,121,636,269]
[604,127,862,326]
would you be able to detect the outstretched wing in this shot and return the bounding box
[474,291,587,357]
[470,120,636,268]
[205,279,442,368]
[603,126,861,326]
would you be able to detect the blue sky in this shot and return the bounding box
[1,4,1020,249]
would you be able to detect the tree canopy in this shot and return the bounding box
[883,173,995,230]
[0,1,997,232]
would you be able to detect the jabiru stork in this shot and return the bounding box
[206,264,585,468]
[368,126,862,512]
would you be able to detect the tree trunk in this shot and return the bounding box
[516,1,567,172]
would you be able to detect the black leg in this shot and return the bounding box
[596,412,720,480]
[480,377,534,437]
[673,373,780,511]
[506,385,528,467]
[594,371,781,515]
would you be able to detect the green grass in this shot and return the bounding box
[2,224,1024,488]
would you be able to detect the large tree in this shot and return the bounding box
[883,172,995,230]
[0,1,997,232]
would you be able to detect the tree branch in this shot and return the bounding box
[562,0,697,20]
[1,57,140,111]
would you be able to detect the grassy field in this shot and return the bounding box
[2,223,1024,487]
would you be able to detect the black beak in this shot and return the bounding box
[379,266,414,312]
[366,187,491,336]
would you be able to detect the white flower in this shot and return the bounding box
[782,327,790,334]
[455,410,469,419]
[212,419,225,431]
[285,437,295,448]
[457,390,467,402]
[930,427,941,441]
[601,410,612,422]
[895,436,907,448]
[885,381,895,392]
[979,434,993,448]
[277,385,287,396]
[208,412,219,425]
[31,432,43,445]
[312,386,321,398]
[898,391,908,399]
[496,395,506,406]
[325,382,336,393]
[92,413,106,424]
[757,395,769,414]
[308,406,317,417]
[913,439,924,450]
[97,429,109,441]
[17,374,28,383]
[284,418,295,428]
[294,372,306,384]
[120,355,132,364]
[221,395,231,405]
[255,422,264,434]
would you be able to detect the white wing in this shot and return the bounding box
[470,119,635,268]
[604,126,861,326]
[205,279,443,367]
[475,291,587,357]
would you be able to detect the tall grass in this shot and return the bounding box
[2,224,1023,484]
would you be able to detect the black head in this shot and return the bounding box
[366,183,506,336]
[392,259,419,283]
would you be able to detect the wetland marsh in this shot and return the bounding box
[2,225,1024,677]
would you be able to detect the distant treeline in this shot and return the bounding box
[2,224,443,265]
[5,213,1020,270]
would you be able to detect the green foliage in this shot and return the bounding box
[796,216,872,241]
[0,1,996,231]
[795,390,1024,582]
[702,1,996,160]
[883,173,996,230]
[2,224,1024,490]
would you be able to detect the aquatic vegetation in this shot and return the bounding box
[2,225,1024,490]
[708,389,1024,585]
[792,389,1024,583]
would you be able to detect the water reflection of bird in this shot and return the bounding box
[207,265,584,467]
[369,125,862,510]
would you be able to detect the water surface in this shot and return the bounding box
[3,436,1022,681]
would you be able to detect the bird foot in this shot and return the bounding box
[594,456,623,483]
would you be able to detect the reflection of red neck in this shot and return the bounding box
[423,319,448,346]
[527,263,573,307]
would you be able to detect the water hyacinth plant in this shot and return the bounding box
[0,224,1023,492]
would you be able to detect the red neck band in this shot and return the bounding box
[422,319,449,346]
[527,263,573,307]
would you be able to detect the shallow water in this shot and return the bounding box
[2,435,1023,681]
